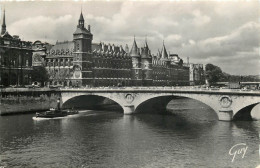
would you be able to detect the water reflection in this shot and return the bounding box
[0,99,260,167]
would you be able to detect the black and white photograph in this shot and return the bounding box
[0,0,260,167]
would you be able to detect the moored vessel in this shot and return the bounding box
[35,108,67,118]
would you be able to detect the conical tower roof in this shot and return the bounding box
[161,41,169,61]
[141,37,151,58]
[79,11,84,21]
[129,37,140,57]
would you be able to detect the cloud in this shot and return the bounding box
[148,17,179,27]
[192,10,211,26]
[3,1,259,75]
[179,21,260,75]
[190,21,260,57]
[8,15,74,43]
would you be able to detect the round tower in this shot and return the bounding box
[129,37,142,86]
[140,38,153,86]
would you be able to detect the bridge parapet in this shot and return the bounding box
[60,87,260,121]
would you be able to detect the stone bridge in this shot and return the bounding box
[60,87,260,121]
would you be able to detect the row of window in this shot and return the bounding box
[0,40,32,48]
[1,58,30,67]
[93,59,132,69]
[47,61,73,67]
[46,58,73,63]
[93,53,130,60]
[93,69,131,79]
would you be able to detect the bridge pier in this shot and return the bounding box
[123,105,135,115]
[218,110,233,121]
[61,88,260,122]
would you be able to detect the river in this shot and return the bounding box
[0,98,260,168]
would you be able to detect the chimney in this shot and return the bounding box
[88,25,91,32]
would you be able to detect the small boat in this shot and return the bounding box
[67,108,79,115]
[35,108,68,118]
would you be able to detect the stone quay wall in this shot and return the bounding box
[0,88,60,115]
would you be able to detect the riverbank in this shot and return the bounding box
[0,88,121,115]
[0,88,60,115]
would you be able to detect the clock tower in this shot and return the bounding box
[73,11,93,87]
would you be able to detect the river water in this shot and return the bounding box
[0,98,260,168]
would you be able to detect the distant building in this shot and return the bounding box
[0,9,204,87]
[33,11,204,87]
[188,63,205,85]
[0,10,33,86]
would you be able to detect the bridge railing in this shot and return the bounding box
[60,86,260,93]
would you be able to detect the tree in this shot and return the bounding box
[31,66,49,86]
[56,68,70,84]
[205,64,224,85]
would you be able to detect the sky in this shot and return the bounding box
[0,1,259,75]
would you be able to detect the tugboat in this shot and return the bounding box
[35,98,68,118]
[36,108,67,118]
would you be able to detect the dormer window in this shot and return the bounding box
[4,40,10,45]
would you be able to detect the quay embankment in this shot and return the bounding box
[0,87,120,115]
[0,88,60,115]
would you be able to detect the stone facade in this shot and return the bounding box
[0,10,33,87]
[32,11,203,87]
[188,63,205,85]
[0,9,203,87]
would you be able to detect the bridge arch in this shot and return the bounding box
[61,93,124,112]
[227,96,260,120]
[233,103,259,121]
[132,93,220,120]
[60,88,260,121]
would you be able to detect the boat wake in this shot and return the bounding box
[32,116,67,121]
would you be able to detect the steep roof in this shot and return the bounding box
[161,42,169,61]
[2,31,12,39]
[129,38,140,57]
[47,41,74,56]
[92,43,101,51]
[79,11,84,21]
[141,38,151,59]
[73,27,91,35]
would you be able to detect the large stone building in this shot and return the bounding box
[32,11,204,87]
[0,9,204,87]
[0,10,33,86]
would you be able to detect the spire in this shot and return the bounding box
[79,11,84,21]
[158,49,162,58]
[1,8,6,35]
[141,36,151,58]
[2,8,5,27]
[161,41,169,60]
[144,36,149,49]
[129,36,139,57]
[78,9,85,29]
